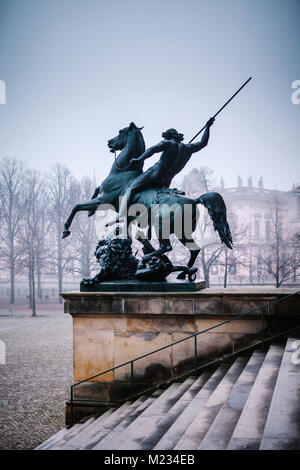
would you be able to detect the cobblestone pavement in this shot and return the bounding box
[0,307,73,450]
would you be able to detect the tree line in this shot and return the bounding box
[0,157,299,316]
[0,157,98,315]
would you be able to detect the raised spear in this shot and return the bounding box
[189,77,252,143]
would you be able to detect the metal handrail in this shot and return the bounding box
[69,289,300,425]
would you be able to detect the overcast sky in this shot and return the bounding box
[0,0,299,191]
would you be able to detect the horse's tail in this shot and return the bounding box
[195,192,233,249]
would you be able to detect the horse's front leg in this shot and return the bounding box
[62,197,103,239]
[88,186,101,217]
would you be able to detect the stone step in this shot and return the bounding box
[47,409,114,450]
[81,396,149,450]
[227,344,284,450]
[55,404,128,450]
[199,351,265,450]
[116,378,197,450]
[260,338,300,450]
[36,414,97,450]
[66,389,167,450]
[154,363,231,450]
[175,357,248,450]
[139,369,215,450]
[54,416,96,448]
[100,382,181,450]
[93,394,161,450]
[35,427,69,450]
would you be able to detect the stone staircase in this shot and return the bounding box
[36,337,300,450]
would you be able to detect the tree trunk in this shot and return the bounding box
[224,248,228,288]
[224,270,227,288]
[201,249,210,288]
[31,262,36,317]
[9,240,15,304]
[58,269,63,303]
[28,262,32,309]
[10,258,15,304]
[58,235,63,303]
[81,247,90,279]
[37,262,42,299]
[204,268,210,287]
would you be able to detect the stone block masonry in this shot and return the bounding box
[61,288,300,424]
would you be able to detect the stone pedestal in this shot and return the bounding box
[61,288,300,424]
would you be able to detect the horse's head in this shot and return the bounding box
[107,122,144,153]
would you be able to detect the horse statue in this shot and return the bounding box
[62,122,233,279]
[62,122,145,238]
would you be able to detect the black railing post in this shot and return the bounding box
[194,335,198,376]
[130,361,134,403]
[70,385,74,427]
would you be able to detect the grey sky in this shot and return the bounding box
[0,0,299,191]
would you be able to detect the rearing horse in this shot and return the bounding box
[63,121,233,280]
[62,122,145,238]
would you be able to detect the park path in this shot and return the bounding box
[0,305,73,450]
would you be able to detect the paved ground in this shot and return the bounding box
[0,301,73,450]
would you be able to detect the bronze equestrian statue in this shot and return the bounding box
[62,78,253,284]
[62,121,232,280]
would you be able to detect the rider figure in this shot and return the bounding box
[116,117,215,221]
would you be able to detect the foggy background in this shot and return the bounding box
[1,1,300,452]
[0,0,299,190]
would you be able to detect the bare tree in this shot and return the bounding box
[19,170,52,315]
[48,164,77,302]
[0,157,26,303]
[181,166,213,198]
[176,166,222,286]
[218,215,250,287]
[260,193,300,287]
[67,177,98,279]
[197,218,223,287]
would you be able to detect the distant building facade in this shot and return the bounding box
[181,169,300,286]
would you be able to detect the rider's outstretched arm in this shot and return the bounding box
[187,118,214,154]
[131,141,169,162]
